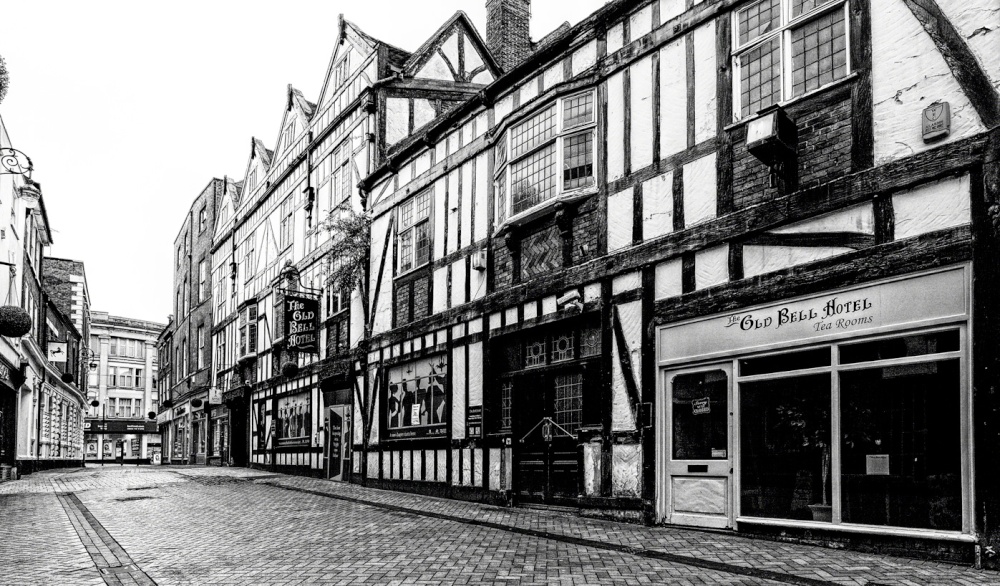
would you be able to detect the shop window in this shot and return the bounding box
[495,90,597,224]
[740,347,830,376]
[276,393,312,445]
[741,373,832,521]
[840,330,959,364]
[840,359,961,530]
[732,0,849,118]
[386,358,447,439]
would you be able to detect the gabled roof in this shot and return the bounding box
[288,86,316,121]
[251,137,274,169]
[345,16,410,68]
[402,11,501,81]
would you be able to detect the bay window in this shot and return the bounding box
[495,89,597,224]
[733,0,850,119]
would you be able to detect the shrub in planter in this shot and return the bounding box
[281,362,299,378]
[61,372,74,383]
[0,306,31,338]
[148,411,156,420]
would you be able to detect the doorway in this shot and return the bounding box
[658,364,733,528]
[325,405,351,481]
[513,370,582,503]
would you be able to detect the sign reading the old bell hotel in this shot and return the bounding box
[284,295,319,353]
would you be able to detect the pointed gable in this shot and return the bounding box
[274,85,316,156]
[316,16,406,112]
[404,12,500,85]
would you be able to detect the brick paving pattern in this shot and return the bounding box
[0,465,995,585]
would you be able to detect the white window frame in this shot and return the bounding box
[494,88,599,228]
[396,189,433,276]
[239,305,258,357]
[731,0,851,120]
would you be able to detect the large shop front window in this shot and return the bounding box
[386,358,447,439]
[495,90,597,224]
[737,328,965,531]
[276,392,312,446]
[732,0,849,118]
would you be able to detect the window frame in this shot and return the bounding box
[279,196,294,250]
[731,0,851,120]
[395,188,434,276]
[494,88,599,228]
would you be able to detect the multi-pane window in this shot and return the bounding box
[135,369,144,389]
[240,305,258,356]
[280,197,294,249]
[108,367,118,388]
[197,326,205,369]
[120,368,133,389]
[496,90,597,223]
[733,0,849,118]
[500,381,513,431]
[199,207,207,233]
[181,338,188,378]
[199,260,207,303]
[553,373,583,434]
[397,189,432,273]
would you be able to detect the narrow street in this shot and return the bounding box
[0,465,994,585]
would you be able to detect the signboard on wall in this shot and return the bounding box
[285,295,319,353]
[208,387,222,405]
[467,405,483,438]
[47,343,68,362]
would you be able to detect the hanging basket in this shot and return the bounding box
[281,362,299,378]
[0,306,31,338]
[60,372,74,383]
[147,411,156,420]
[190,398,203,408]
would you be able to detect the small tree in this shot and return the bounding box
[321,206,371,299]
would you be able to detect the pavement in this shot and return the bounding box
[0,465,997,585]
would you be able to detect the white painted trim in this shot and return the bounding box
[736,517,978,542]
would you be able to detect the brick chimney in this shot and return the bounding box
[486,0,532,72]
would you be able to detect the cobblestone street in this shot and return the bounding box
[0,466,995,585]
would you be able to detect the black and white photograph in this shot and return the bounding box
[1,0,1000,583]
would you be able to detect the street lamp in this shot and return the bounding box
[90,399,107,466]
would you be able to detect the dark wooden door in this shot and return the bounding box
[513,371,581,503]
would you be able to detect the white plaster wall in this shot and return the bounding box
[472,70,494,84]
[465,35,484,72]
[418,52,453,81]
[584,282,602,303]
[542,296,557,315]
[893,174,971,239]
[470,259,487,301]
[451,258,467,307]
[414,451,423,481]
[612,443,642,497]
[631,55,656,171]
[437,449,448,483]
[415,152,431,178]
[607,188,634,251]
[612,301,642,432]
[520,75,540,105]
[683,153,717,226]
[938,1,1000,92]
[608,71,626,181]
[350,291,365,347]
[433,266,449,314]
[370,214,393,335]
[460,161,474,248]
[433,177,447,260]
[543,61,564,91]
[583,442,602,496]
[468,342,483,407]
[489,447,502,490]
[473,153,489,243]
[494,94,514,127]
[743,245,854,279]
[770,202,875,234]
[435,139,447,164]
[631,4,653,38]
[872,0,986,165]
[612,271,642,294]
[414,99,436,131]
[446,169,460,254]
[452,345,467,440]
[451,449,461,484]
[441,33,459,67]
[462,448,472,486]
[473,448,483,487]
[660,0,685,22]
[572,40,598,77]
[367,451,379,478]
[660,37,687,158]
[695,244,728,290]
[403,450,411,480]
[607,22,625,54]
[386,98,409,146]
[655,258,683,299]
[643,171,674,240]
[693,21,717,144]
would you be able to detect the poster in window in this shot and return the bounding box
[285,294,319,353]
[276,392,312,446]
[386,358,447,439]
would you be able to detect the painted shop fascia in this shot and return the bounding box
[346,0,1000,565]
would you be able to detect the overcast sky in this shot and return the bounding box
[0,0,608,324]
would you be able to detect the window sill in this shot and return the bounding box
[725,72,858,132]
[395,262,432,281]
[495,186,597,234]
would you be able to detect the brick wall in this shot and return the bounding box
[393,274,431,326]
[486,0,531,72]
[571,210,599,266]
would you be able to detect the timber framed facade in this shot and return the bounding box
[353,0,1000,566]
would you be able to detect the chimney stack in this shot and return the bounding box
[486,0,532,72]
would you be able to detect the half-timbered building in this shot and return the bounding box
[356,0,1000,564]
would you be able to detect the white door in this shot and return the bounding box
[658,364,733,528]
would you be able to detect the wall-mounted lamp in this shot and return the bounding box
[746,105,797,191]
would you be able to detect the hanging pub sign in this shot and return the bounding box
[285,294,319,353]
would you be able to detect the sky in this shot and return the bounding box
[0,0,608,324]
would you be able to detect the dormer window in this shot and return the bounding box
[495,89,597,225]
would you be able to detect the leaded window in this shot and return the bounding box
[397,189,432,273]
[551,334,574,363]
[733,0,849,118]
[554,373,583,434]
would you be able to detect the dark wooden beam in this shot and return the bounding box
[743,231,877,249]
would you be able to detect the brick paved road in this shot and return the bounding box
[0,466,997,585]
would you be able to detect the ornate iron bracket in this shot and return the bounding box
[0,148,32,178]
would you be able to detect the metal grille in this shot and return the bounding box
[511,144,556,214]
[740,37,781,117]
[738,0,780,46]
[554,373,583,433]
[551,334,574,363]
[511,104,557,158]
[562,131,594,190]
[791,8,847,97]
[525,340,546,368]
[501,381,513,431]
[563,92,594,129]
